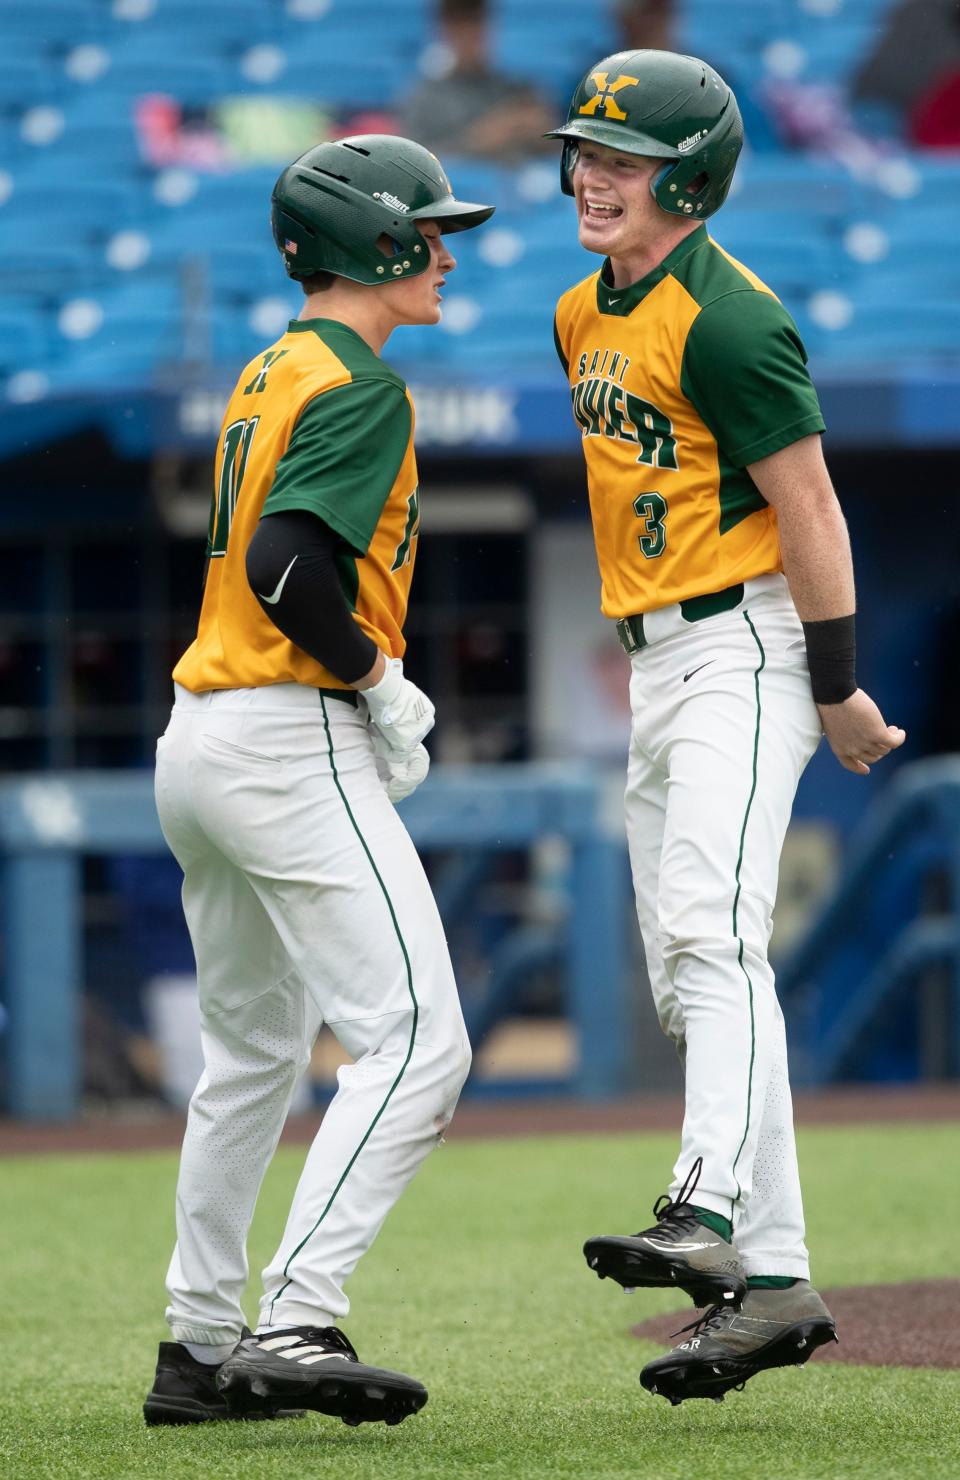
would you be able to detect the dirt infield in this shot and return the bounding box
[632,1280,960,1370]
[0,1082,957,1156]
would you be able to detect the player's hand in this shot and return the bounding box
[361,658,435,754]
[372,735,430,803]
[817,689,905,775]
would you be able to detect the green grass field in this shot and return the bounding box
[2,1122,958,1480]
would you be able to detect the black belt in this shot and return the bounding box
[318,687,359,707]
[616,583,745,655]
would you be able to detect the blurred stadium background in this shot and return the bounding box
[1,0,959,1122]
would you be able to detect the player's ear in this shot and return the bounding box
[376,234,406,258]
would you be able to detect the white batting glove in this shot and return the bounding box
[372,734,430,803]
[362,657,435,755]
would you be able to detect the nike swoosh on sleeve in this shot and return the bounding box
[259,555,298,605]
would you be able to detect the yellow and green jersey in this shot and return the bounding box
[174,318,421,693]
[554,225,825,619]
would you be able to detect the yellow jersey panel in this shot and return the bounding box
[173,320,419,692]
[555,227,825,619]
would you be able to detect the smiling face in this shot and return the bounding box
[572,141,664,255]
[571,139,698,285]
[377,221,456,327]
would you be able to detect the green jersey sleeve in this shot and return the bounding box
[263,378,412,555]
[680,291,826,467]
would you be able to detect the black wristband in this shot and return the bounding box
[801,614,857,705]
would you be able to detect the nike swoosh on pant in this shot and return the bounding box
[683,660,715,683]
[259,555,298,605]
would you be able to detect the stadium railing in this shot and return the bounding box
[0,765,631,1120]
[778,756,960,1084]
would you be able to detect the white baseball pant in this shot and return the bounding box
[154,683,470,1343]
[624,574,821,1278]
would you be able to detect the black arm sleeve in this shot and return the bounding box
[246,508,378,685]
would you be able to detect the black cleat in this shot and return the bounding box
[216,1326,428,1428]
[584,1157,746,1308]
[144,1329,305,1425]
[640,1281,838,1405]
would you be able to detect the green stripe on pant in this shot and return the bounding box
[729,610,766,1217]
[268,697,420,1319]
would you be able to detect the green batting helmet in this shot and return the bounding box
[271,133,494,285]
[546,50,743,220]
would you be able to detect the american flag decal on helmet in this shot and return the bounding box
[284,239,298,255]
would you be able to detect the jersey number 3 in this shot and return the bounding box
[208,417,259,558]
[633,491,668,559]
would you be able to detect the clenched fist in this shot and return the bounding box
[817,689,905,775]
[372,735,430,803]
[362,657,435,755]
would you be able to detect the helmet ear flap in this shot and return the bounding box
[651,161,675,198]
[560,139,579,197]
[651,160,710,217]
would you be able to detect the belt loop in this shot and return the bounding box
[616,615,645,655]
[679,583,745,623]
[318,687,359,709]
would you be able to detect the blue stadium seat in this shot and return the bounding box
[731,156,868,216]
[816,303,960,364]
[289,6,427,40]
[0,1,102,43]
[0,308,49,375]
[0,0,955,389]
[113,3,277,49]
[0,63,62,107]
[792,23,888,86]
[51,286,190,384]
[101,57,236,104]
[54,122,143,169]
[273,56,410,107]
[0,243,98,289]
[0,180,139,238]
[493,22,616,80]
[55,337,171,388]
[212,304,285,366]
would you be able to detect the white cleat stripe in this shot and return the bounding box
[641,1238,720,1252]
[276,1346,341,1362]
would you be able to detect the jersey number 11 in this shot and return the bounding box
[207,417,260,559]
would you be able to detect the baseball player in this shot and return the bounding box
[143,135,493,1428]
[547,53,904,1404]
